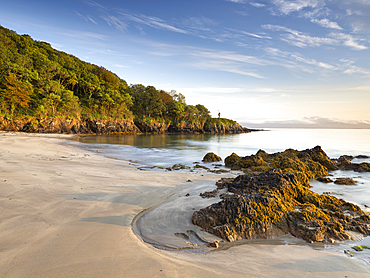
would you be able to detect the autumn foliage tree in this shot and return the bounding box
[0,73,31,116]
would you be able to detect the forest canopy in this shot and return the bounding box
[0,25,219,125]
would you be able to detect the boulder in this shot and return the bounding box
[202,152,222,163]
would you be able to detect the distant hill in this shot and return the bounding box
[240,117,370,129]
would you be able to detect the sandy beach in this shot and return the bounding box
[1,132,370,278]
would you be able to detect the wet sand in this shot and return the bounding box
[1,131,370,277]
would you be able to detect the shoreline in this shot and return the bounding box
[1,131,370,277]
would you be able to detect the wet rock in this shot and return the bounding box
[200,189,219,198]
[344,250,355,257]
[351,245,370,251]
[202,152,222,163]
[334,178,357,185]
[193,165,209,170]
[207,241,219,248]
[192,169,370,243]
[317,177,333,183]
[355,155,370,159]
[224,146,334,186]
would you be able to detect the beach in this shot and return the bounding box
[1,132,370,278]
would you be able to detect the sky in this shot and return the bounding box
[1,0,370,128]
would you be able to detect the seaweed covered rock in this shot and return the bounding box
[202,152,222,163]
[334,178,357,185]
[224,146,335,186]
[192,169,370,243]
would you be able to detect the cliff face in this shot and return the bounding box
[0,117,140,134]
[0,117,250,135]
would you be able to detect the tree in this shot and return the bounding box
[0,73,31,116]
[195,104,211,118]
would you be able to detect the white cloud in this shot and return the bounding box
[263,24,337,48]
[272,0,321,14]
[118,11,188,34]
[102,15,127,31]
[329,32,368,50]
[250,2,265,8]
[311,18,342,30]
[84,0,106,10]
[225,28,272,39]
[75,12,97,25]
[62,31,106,40]
[225,0,245,3]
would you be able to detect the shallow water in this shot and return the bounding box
[75,129,370,166]
[72,129,370,263]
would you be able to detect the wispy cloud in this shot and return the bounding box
[263,24,337,48]
[225,0,245,3]
[102,15,127,31]
[226,28,272,39]
[61,30,106,40]
[311,18,342,30]
[250,2,265,8]
[264,47,336,73]
[272,0,322,14]
[329,32,368,50]
[188,49,269,78]
[118,11,188,34]
[84,0,106,11]
[75,12,97,25]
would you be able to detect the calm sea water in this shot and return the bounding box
[74,129,370,167]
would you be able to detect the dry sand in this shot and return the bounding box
[1,131,369,278]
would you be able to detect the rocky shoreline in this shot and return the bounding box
[0,116,254,135]
[193,147,370,244]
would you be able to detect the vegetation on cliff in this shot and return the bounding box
[193,147,370,243]
[0,26,243,133]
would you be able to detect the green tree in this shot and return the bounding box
[195,104,211,118]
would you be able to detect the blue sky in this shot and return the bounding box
[1,0,370,127]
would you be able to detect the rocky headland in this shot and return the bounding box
[0,116,253,135]
[192,146,370,244]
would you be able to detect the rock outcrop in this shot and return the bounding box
[192,169,370,243]
[134,120,170,133]
[0,116,253,135]
[193,146,370,243]
[224,146,335,186]
[336,155,370,172]
[0,117,140,134]
[168,121,249,134]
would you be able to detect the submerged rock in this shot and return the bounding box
[192,168,370,243]
[317,177,333,183]
[334,178,357,185]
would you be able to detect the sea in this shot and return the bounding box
[72,128,370,209]
[71,128,370,262]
